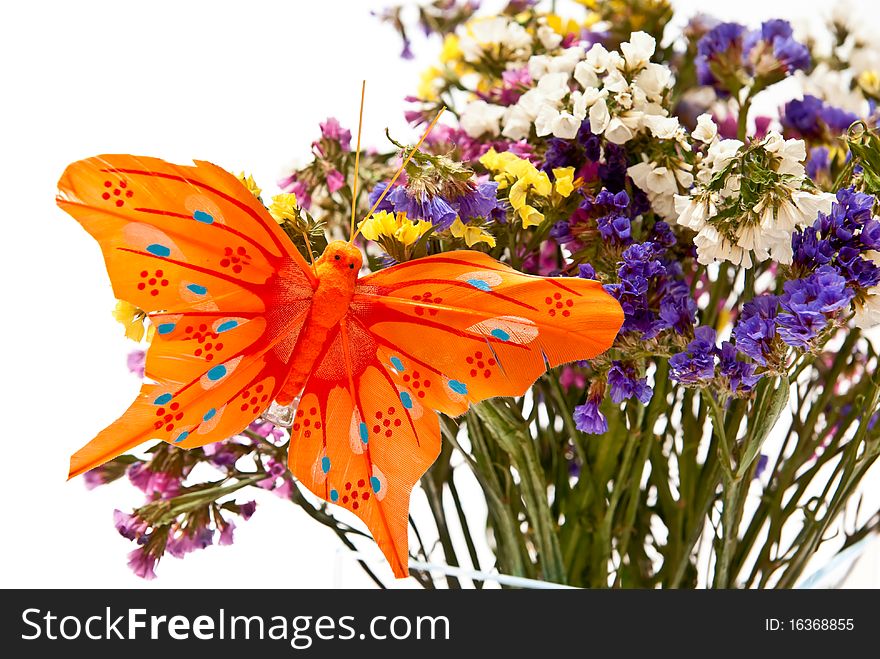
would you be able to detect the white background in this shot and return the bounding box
[1,0,879,589]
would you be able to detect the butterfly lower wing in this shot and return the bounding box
[352,250,624,416]
[288,323,440,578]
[58,155,315,477]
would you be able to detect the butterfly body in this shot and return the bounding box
[276,241,363,404]
[58,154,624,578]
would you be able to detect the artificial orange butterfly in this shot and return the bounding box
[57,106,623,578]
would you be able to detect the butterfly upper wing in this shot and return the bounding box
[58,155,316,477]
[287,321,440,578]
[351,250,624,417]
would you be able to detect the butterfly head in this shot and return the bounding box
[318,240,363,277]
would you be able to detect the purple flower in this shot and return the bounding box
[783,96,857,138]
[326,169,345,194]
[127,547,158,580]
[166,527,214,559]
[574,397,607,434]
[696,22,747,87]
[319,117,352,150]
[126,350,145,378]
[777,266,853,347]
[718,341,763,392]
[386,186,458,229]
[248,420,286,443]
[754,454,769,479]
[669,326,718,385]
[114,510,148,541]
[218,520,236,546]
[733,295,779,365]
[127,463,181,500]
[806,146,830,181]
[578,263,597,280]
[771,34,810,73]
[239,501,257,521]
[607,361,653,404]
[452,180,500,221]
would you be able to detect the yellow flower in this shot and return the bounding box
[440,34,462,64]
[418,66,443,101]
[858,70,880,97]
[552,167,576,197]
[517,205,545,228]
[480,149,552,225]
[545,14,585,36]
[450,218,496,248]
[268,193,299,224]
[113,300,147,342]
[358,211,431,247]
[236,172,262,199]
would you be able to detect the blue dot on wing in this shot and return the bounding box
[203,408,216,421]
[400,391,413,409]
[187,283,208,295]
[207,364,227,381]
[330,489,339,502]
[370,476,381,493]
[466,278,492,291]
[193,210,214,224]
[490,328,510,341]
[359,422,369,444]
[174,431,189,443]
[449,379,468,394]
[321,456,331,473]
[157,323,176,335]
[390,356,405,371]
[217,320,238,333]
[154,393,172,405]
[146,244,171,257]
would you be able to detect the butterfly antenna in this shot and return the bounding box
[349,81,366,240]
[351,106,445,242]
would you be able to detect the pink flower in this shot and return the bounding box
[127,463,181,500]
[326,169,345,194]
[126,350,145,378]
[319,117,352,150]
[114,509,148,540]
[559,366,586,391]
[127,547,157,580]
[219,520,236,546]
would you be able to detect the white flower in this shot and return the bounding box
[643,115,681,140]
[459,17,532,64]
[552,111,580,139]
[535,71,571,103]
[548,47,584,75]
[537,25,563,50]
[460,100,507,138]
[634,63,672,98]
[528,55,552,80]
[573,60,600,89]
[620,31,656,70]
[603,69,629,94]
[604,117,635,144]
[706,139,744,172]
[517,88,550,119]
[694,225,753,268]
[589,97,611,134]
[501,105,532,140]
[674,195,713,231]
[792,190,835,222]
[584,43,612,73]
[534,104,559,137]
[692,113,718,143]
[853,290,880,328]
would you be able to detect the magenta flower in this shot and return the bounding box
[127,463,181,500]
[326,169,345,194]
[127,547,157,580]
[239,501,257,520]
[114,509,148,540]
[319,117,352,150]
[219,520,236,546]
[126,350,145,378]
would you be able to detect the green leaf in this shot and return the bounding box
[736,377,790,480]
